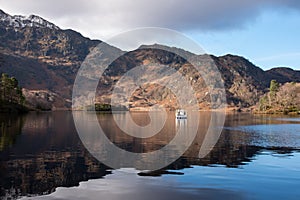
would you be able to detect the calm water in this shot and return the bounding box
[0,112,300,200]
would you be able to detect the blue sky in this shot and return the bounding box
[0,0,299,70]
[188,9,300,70]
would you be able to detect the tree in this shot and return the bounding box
[16,87,25,105]
[268,80,279,106]
[0,73,25,105]
[257,81,300,114]
[270,80,279,93]
[10,77,18,88]
[259,95,268,111]
[1,73,9,101]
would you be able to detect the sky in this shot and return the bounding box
[0,0,299,70]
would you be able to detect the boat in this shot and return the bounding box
[175,109,187,119]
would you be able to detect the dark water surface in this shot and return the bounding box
[0,112,299,200]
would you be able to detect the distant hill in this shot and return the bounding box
[266,67,300,83]
[0,9,299,110]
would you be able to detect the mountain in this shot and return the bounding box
[0,9,299,110]
[266,67,300,83]
[0,9,59,29]
[0,9,116,109]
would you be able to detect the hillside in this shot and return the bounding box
[256,81,300,114]
[266,67,300,83]
[0,9,103,109]
[0,9,299,110]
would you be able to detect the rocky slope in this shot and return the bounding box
[95,47,299,110]
[0,9,299,110]
[0,9,102,109]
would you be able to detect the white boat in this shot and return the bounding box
[175,109,187,119]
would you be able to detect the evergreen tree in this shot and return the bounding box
[0,73,25,105]
[268,80,279,106]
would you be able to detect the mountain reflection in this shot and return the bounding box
[0,112,111,199]
[0,112,299,199]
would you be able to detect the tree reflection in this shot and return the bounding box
[0,114,26,151]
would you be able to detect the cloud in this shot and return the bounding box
[0,0,300,39]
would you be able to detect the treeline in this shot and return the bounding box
[258,80,300,114]
[0,73,26,110]
[86,103,128,112]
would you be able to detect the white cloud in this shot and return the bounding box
[0,0,300,40]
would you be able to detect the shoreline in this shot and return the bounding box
[8,106,299,116]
